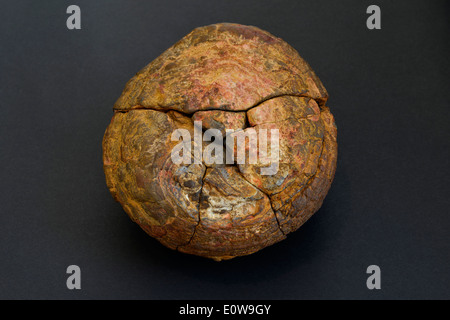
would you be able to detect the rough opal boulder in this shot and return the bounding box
[103,23,337,261]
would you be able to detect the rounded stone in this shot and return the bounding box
[103,23,337,261]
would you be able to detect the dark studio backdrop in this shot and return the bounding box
[0,0,449,299]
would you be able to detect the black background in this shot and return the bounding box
[0,0,449,299]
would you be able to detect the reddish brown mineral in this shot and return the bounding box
[103,23,337,261]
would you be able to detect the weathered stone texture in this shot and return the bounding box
[103,23,337,260]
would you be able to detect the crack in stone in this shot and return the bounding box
[114,92,319,117]
[176,161,208,250]
[113,93,327,245]
[272,115,328,232]
[234,168,286,236]
[233,109,328,235]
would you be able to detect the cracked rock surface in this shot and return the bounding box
[103,23,337,261]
